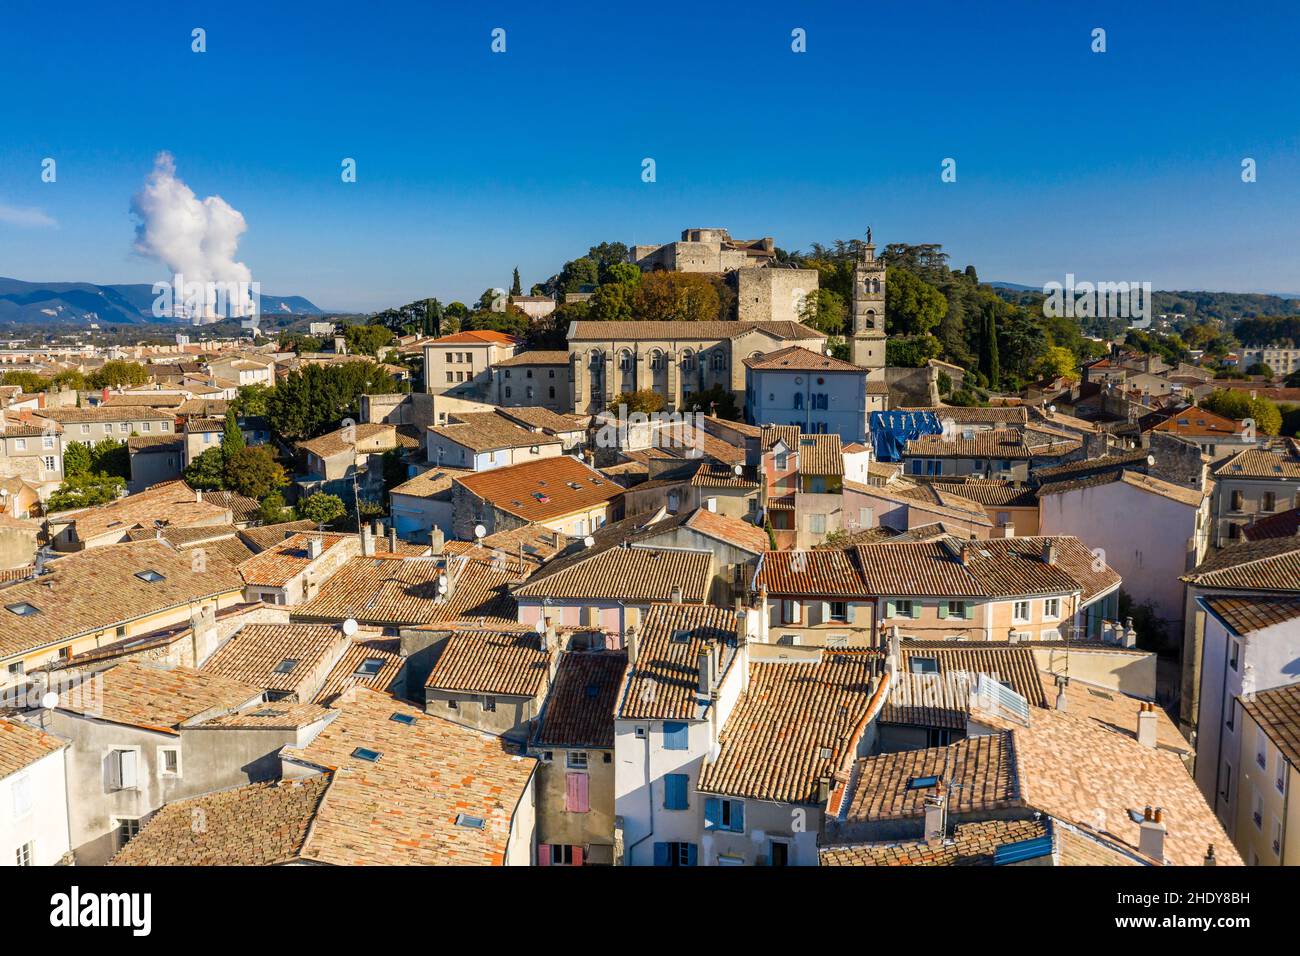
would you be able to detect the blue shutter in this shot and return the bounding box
[665,773,689,810]
[732,800,745,833]
[663,721,689,750]
[704,797,721,830]
[654,842,669,866]
[686,844,698,866]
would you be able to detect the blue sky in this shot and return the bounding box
[2,0,1298,311]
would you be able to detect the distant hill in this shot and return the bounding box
[0,277,323,326]
[989,280,1300,322]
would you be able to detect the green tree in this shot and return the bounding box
[299,492,346,528]
[681,384,741,421]
[602,262,641,286]
[89,438,129,480]
[1,371,48,392]
[183,446,227,490]
[609,390,665,414]
[343,324,396,357]
[510,267,523,296]
[799,288,847,336]
[885,268,947,337]
[634,272,721,323]
[47,473,126,511]
[50,370,88,390]
[232,384,271,417]
[887,334,942,368]
[222,409,246,464]
[257,492,295,525]
[1033,345,1079,381]
[89,360,149,388]
[588,281,637,323]
[266,361,399,442]
[63,441,91,478]
[224,446,287,500]
[1245,363,1275,378]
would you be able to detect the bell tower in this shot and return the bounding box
[851,228,886,371]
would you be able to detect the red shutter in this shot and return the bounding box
[566,772,590,813]
[538,844,551,866]
[573,845,584,867]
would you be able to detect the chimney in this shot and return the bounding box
[307,536,324,560]
[188,604,218,665]
[923,790,947,844]
[389,527,398,553]
[697,648,715,697]
[429,527,445,554]
[959,542,971,566]
[1124,617,1138,648]
[1137,701,1158,748]
[360,526,375,557]
[372,518,383,537]
[625,625,638,667]
[1054,675,1069,711]
[1204,844,1217,867]
[1042,540,1058,565]
[1138,806,1166,862]
[195,488,203,503]
[671,584,683,604]
[815,776,831,805]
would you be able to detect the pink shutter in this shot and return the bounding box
[573,846,584,867]
[566,771,590,812]
[537,844,551,867]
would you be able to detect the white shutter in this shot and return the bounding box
[845,603,856,624]
[118,750,138,790]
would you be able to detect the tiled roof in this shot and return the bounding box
[618,603,740,720]
[1183,536,1300,593]
[881,643,1048,729]
[697,653,881,804]
[1240,682,1300,769]
[929,479,1038,507]
[201,623,347,696]
[57,660,260,734]
[1044,674,1189,755]
[425,631,548,697]
[193,702,334,730]
[514,546,711,603]
[1031,450,1150,483]
[313,638,406,705]
[238,533,352,588]
[493,350,570,367]
[57,479,232,541]
[298,423,395,459]
[569,320,823,342]
[109,776,330,866]
[294,555,518,627]
[126,434,183,455]
[495,406,584,434]
[454,456,620,523]
[904,427,1079,460]
[40,406,174,423]
[1148,407,1240,438]
[238,520,318,552]
[898,405,1029,425]
[427,329,519,346]
[0,717,67,778]
[1201,595,1300,636]
[1037,469,1205,508]
[0,540,243,661]
[743,345,864,372]
[430,414,561,453]
[755,548,865,596]
[185,417,225,433]
[536,651,627,748]
[683,508,769,554]
[281,689,537,865]
[390,466,474,500]
[844,733,1021,823]
[794,433,843,476]
[1244,506,1300,541]
[845,479,994,525]
[820,819,1048,867]
[1213,448,1300,480]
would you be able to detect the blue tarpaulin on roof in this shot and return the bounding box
[869,411,942,462]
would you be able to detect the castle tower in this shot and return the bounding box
[851,230,886,371]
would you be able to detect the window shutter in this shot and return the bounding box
[733,801,745,832]
[911,603,923,619]
[565,772,590,813]
[885,600,896,618]
[107,752,122,791]
[807,602,821,626]
[791,600,802,624]
[964,603,976,620]
[686,844,698,866]
[938,603,949,619]
[705,797,720,830]
[665,773,689,810]
[663,722,689,750]
[654,842,669,866]
[573,846,584,867]
[845,603,856,624]
[821,602,831,625]
[537,844,552,867]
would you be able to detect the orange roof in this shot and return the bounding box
[428,330,519,346]
[455,456,621,523]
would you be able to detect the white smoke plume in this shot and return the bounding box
[131,152,253,318]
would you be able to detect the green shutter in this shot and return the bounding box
[938,603,949,619]
[886,600,896,618]
[911,602,922,619]
[964,602,976,620]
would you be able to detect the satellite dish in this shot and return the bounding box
[1049,404,1057,413]
[342,618,359,637]
[437,582,447,595]
[438,573,448,587]
[533,618,547,634]
[40,691,58,710]
[474,524,487,540]
[583,536,595,548]
[733,464,743,476]
[1146,455,1156,466]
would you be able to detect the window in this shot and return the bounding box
[653,842,696,867]
[1229,639,1240,671]
[808,513,826,535]
[945,600,970,620]
[13,439,24,451]
[482,696,497,712]
[829,601,848,622]
[390,712,416,725]
[892,599,915,618]
[566,751,588,770]
[6,602,38,617]
[80,424,90,434]
[909,656,939,675]
[43,456,56,471]
[107,749,138,791]
[705,797,745,833]
[1263,492,1277,512]
[351,747,382,762]
[120,423,129,433]
[142,422,151,433]
[273,658,299,674]
[42,434,54,449]
[354,657,385,677]
[1253,788,1264,830]
[1044,598,1060,619]
[1225,695,1236,731]
[115,818,141,849]
[1013,600,1030,623]
[134,569,166,583]
[1231,490,1244,511]
[908,775,940,790]
[455,813,486,829]
[1257,728,1268,770]
[446,698,458,710]
[662,721,689,750]
[15,842,32,866]
[11,773,32,817]
[159,748,180,776]
[711,352,725,371]
[664,773,689,810]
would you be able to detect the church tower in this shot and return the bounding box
[851,229,886,371]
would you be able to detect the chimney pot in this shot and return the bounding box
[671,584,683,604]
[1137,702,1159,748]
[1204,844,1217,866]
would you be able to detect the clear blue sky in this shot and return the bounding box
[2,0,1298,312]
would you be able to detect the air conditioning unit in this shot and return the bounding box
[1008,631,1031,643]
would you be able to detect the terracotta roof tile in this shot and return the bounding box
[0,717,67,778]
[536,651,627,748]
[425,631,548,698]
[454,456,620,523]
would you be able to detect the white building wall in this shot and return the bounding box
[0,746,70,866]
